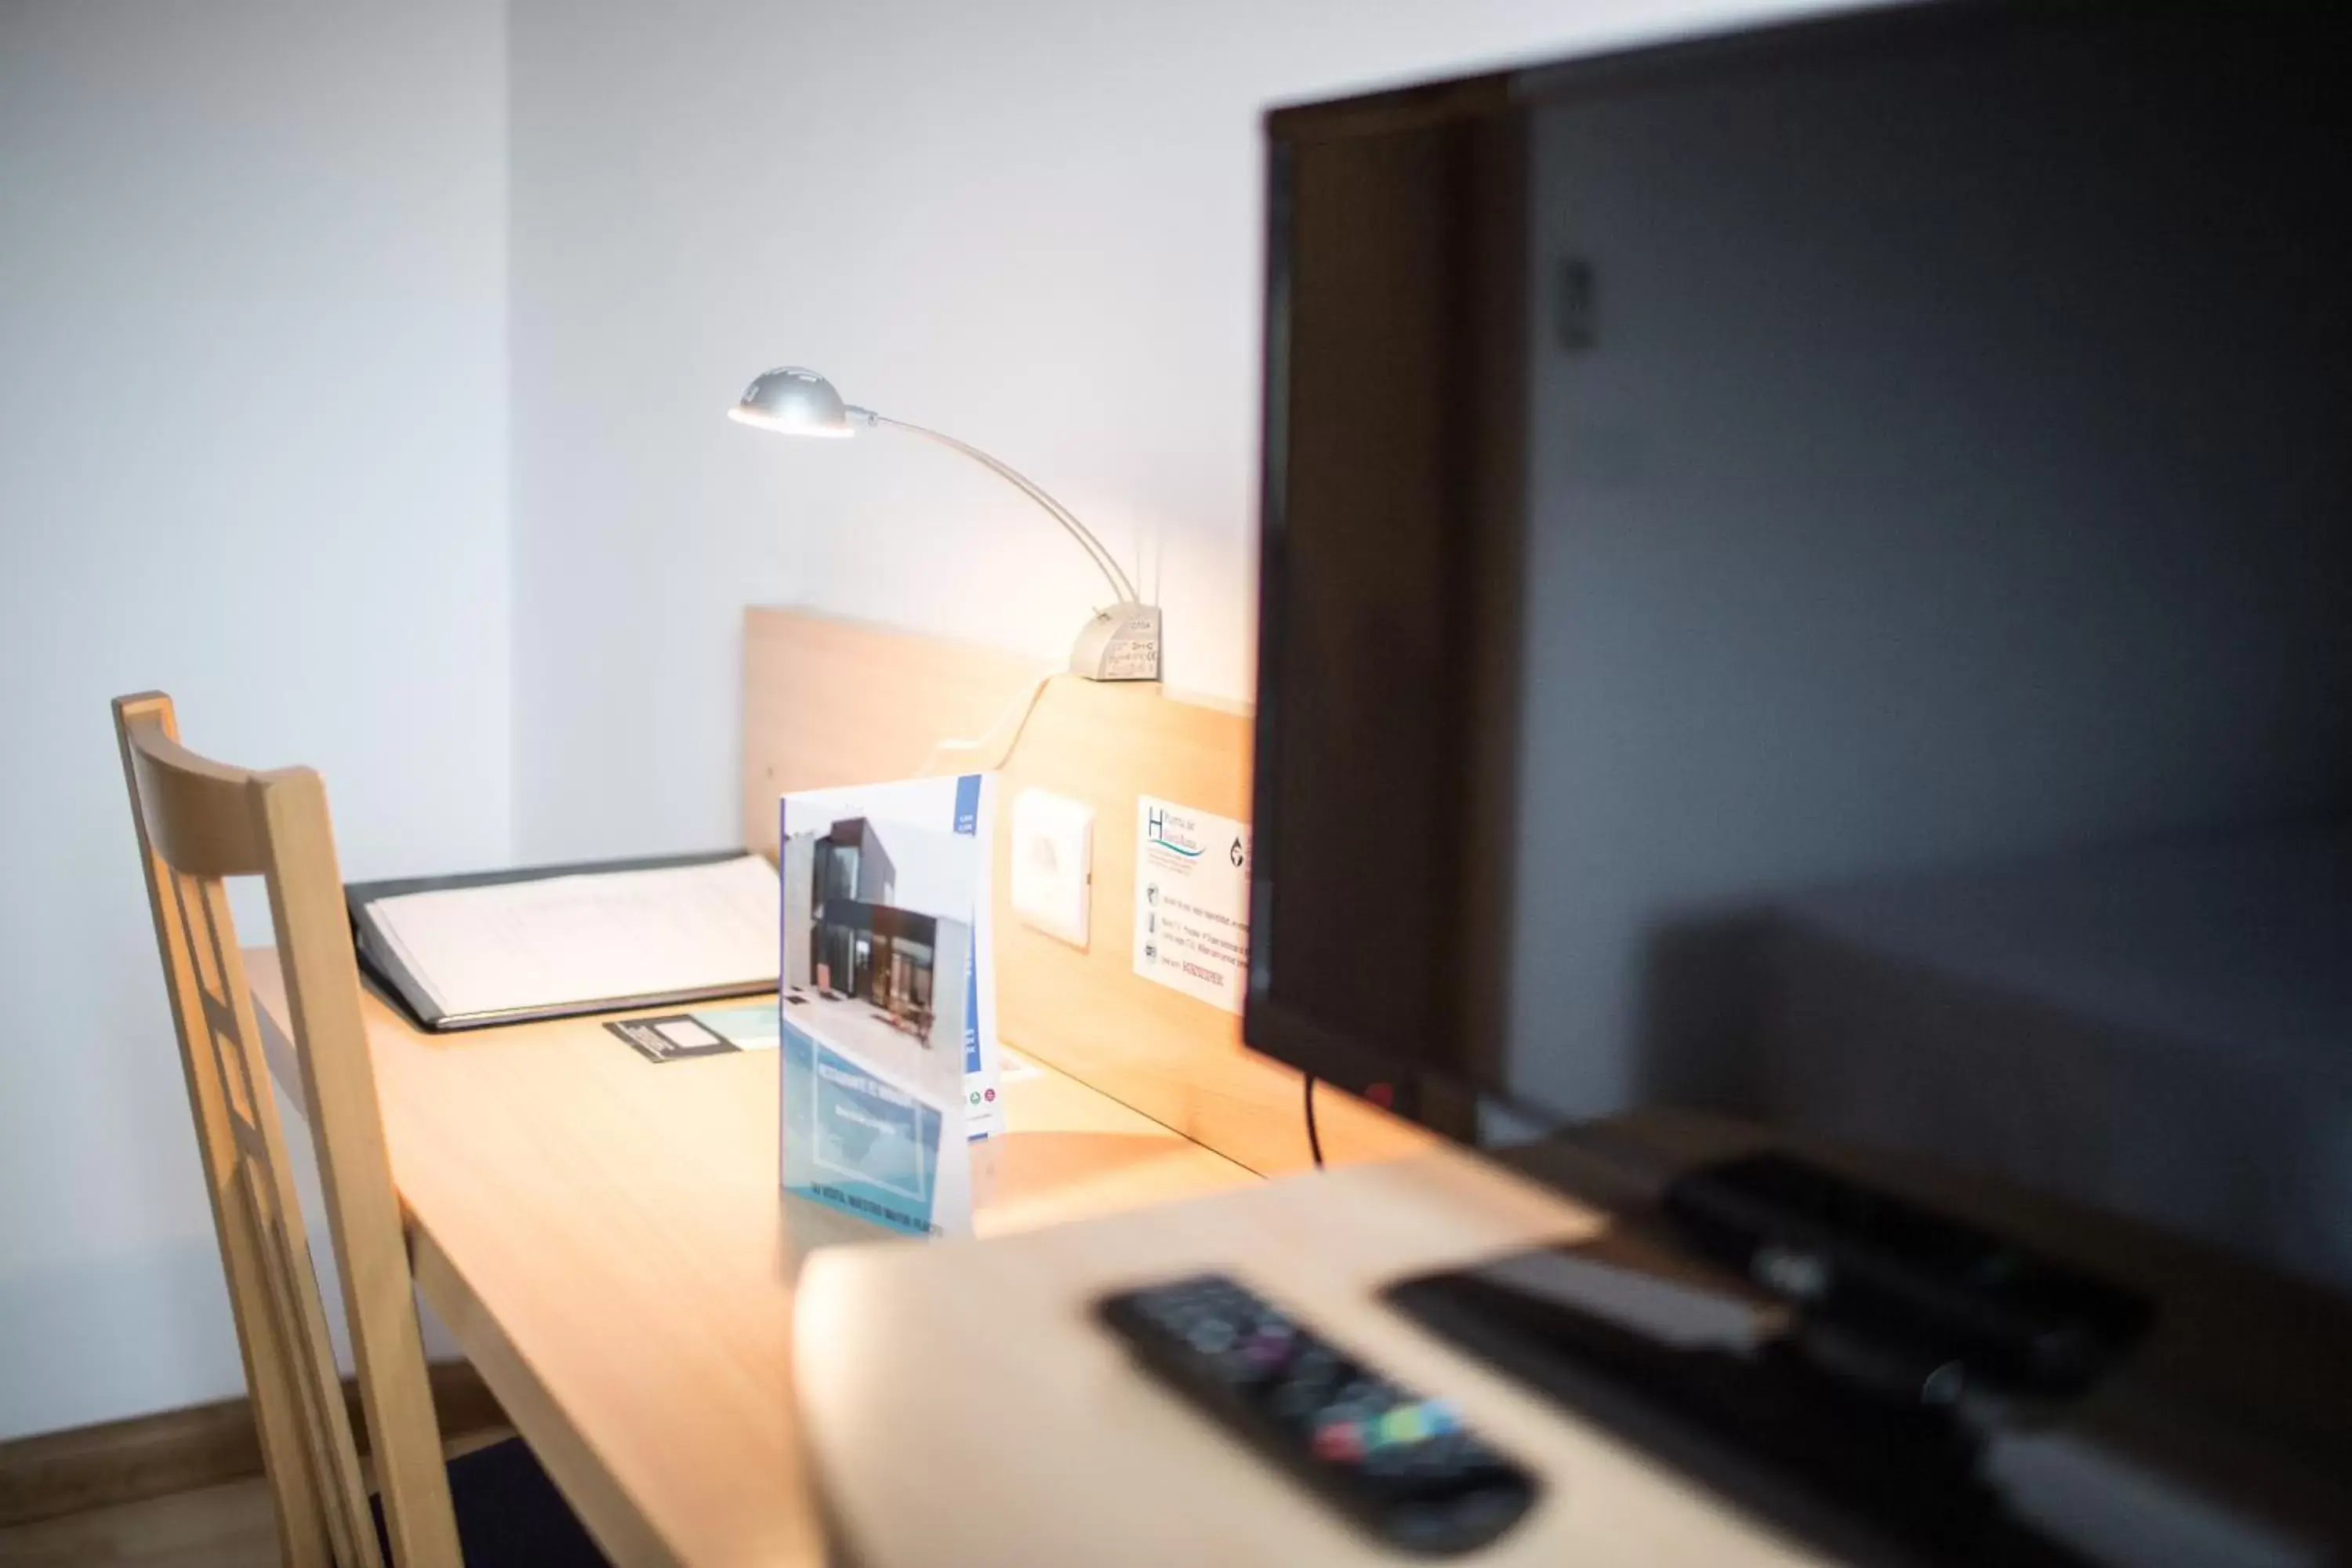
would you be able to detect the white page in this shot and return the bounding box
[368,855,780,1020]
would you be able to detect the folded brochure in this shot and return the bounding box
[777,773,1000,1237]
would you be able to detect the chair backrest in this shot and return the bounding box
[113,692,462,1568]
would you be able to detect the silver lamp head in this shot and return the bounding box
[728,365,855,437]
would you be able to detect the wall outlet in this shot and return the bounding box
[1010,788,1093,949]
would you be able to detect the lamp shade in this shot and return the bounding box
[728,366,855,437]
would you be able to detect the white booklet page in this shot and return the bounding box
[368,855,780,1020]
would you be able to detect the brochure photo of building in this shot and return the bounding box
[777,774,998,1236]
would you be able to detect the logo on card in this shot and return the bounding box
[1145,806,1204,858]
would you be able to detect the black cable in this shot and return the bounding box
[1303,1073,1325,1168]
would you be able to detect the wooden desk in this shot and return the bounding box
[800,1124,2352,1567]
[796,1149,1826,1566]
[245,951,1257,1568]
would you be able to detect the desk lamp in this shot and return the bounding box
[729,366,1161,682]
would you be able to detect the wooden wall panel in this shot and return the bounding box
[741,608,1046,856]
[986,678,1432,1174]
[742,608,1432,1176]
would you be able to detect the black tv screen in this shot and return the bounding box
[1248,3,2352,1297]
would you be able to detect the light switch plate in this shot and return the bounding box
[1010,788,1093,949]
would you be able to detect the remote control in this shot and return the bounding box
[1097,1272,1538,1555]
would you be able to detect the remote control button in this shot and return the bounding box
[1241,1333,1295,1373]
[1186,1319,1238,1354]
[1311,1420,1365,1462]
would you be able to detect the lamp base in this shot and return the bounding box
[1070,602,1161,682]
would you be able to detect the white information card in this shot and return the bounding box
[1131,795,1252,1015]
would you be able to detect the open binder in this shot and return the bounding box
[347,850,780,1033]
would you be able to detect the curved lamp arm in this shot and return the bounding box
[728,364,1160,680]
[849,408,1138,605]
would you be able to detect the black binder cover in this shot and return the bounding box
[346,849,773,1033]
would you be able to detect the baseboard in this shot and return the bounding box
[0,1360,504,1530]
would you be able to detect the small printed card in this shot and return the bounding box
[605,1004,781,1063]
[778,773,1000,1237]
[1133,796,1252,1015]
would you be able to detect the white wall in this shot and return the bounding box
[506,0,1848,863]
[0,2,510,1439]
[0,0,1862,1443]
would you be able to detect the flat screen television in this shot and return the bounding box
[1248,4,2350,1555]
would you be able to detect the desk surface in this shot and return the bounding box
[246,950,1257,1568]
[798,1118,2352,1567]
[795,1149,1828,1567]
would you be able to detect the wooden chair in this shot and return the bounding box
[112,692,605,1568]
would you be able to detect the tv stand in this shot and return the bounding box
[1385,1150,2154,1567]
[1661,1152,2151,1397]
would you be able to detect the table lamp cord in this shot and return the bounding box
[1304,1074,1325,1169]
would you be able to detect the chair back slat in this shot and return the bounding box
[125,725,270,878]
[113,692,463,1567]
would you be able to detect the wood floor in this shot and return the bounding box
[0,1428,514,1566]
[0,1474,281,1566]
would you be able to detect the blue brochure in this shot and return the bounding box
[777,774,999,1236]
